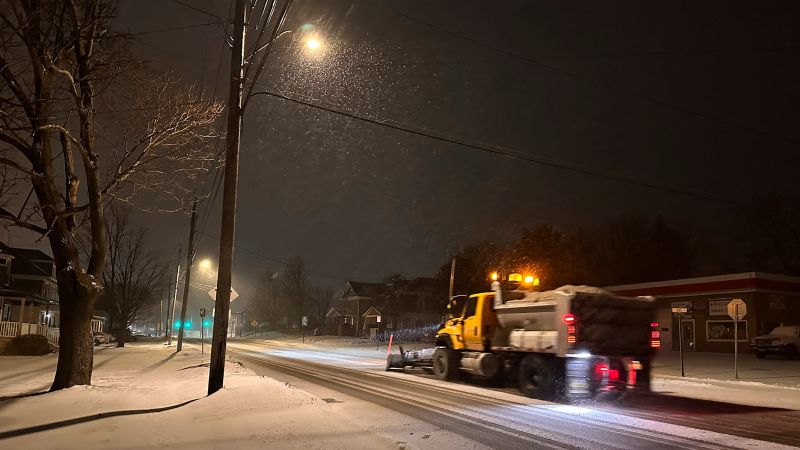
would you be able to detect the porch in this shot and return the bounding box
[0,321,60,350]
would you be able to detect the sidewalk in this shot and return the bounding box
[649,350,800,410]
[652,350,800,387]
[0,343,396,450]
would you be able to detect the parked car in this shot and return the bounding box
[93,331,111,346]
[750,326,800,359]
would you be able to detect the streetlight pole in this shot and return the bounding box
[167,247,181,345]
[177,197,198,352]
[209,0,246,396]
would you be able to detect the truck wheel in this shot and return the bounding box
[754,350,765,359]
[433,348,460,381]
[518,355,556,401]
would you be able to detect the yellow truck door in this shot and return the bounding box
[464,294,495,351]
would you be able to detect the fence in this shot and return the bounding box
[0,321,19,337]
[0,321,59,347]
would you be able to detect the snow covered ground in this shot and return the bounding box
[0,343,396,450]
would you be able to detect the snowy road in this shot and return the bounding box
[223,339,800,450]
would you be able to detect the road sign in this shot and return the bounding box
[301,315,308,327]
[727,299,746,320]
[250,319,258,327]
[199,308,206,317]
[672,307,688,314]
[208,287,239,302]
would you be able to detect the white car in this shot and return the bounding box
[750,326,800,359]
[93,332,111,346]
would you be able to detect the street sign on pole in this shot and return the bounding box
[728,298,746,379]
[209,288,238,302]
[671,307,688,314]
[727,298,746,320]
[250,319,258,327]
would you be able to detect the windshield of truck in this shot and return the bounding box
[771,326,799,336]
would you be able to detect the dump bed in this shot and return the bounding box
[570,292,654,356]
[493,285,655,357]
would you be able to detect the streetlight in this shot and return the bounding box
[199,258,213,271]
[305,38,321,50]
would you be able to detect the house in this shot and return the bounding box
[0,242,61,349]
[607,272,800,354]
[325,278,447,337]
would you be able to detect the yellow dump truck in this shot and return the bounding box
[387,280,659,401]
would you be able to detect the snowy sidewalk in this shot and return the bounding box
[648,350,800,410]
[0,343,396,450]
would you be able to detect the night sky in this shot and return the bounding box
[73,0,800,300]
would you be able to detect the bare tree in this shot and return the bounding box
[249,270,284,330]
[280,257,309,328]
[0,1,222,390]
[98,204,165,347]
[310,283,334,330]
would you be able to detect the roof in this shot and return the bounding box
[0,242,52,261]
[0,287,54,304]
[0,241,53,277]
[606,272,800,298]
[361,305,384,317]
[326,305,355,318]
[345,281,386,298]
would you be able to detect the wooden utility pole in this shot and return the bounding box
[176,197,198,352]
[209,0,246,396]
[167,247,181,345]
[448,257,457,299]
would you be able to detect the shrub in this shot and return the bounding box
[4,334,51,356]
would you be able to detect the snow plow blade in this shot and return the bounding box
[385,346,436,371]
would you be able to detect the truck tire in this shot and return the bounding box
[518,354,556,401]
[433,347,460,381]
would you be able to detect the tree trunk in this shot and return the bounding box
[51,285,97,390]
[116,329,125,348]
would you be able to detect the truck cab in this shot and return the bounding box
[437,293,497,351]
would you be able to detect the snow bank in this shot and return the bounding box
[0,344,395,449]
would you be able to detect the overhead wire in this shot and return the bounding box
[250,87,742,206]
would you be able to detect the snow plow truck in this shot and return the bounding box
[386,276,659,401]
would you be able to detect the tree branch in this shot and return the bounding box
[0,206,47,235]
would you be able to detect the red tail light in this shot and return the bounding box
[563,313,575,324]
[650,322,661,348]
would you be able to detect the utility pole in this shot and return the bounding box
[177,197,198,352]
[448,257,456,299]
[167,247,181,345]
[209,0,246,396]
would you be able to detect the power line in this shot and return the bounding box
[169,0,227,23]
[122,22,219,37]
[251,88,741,206]
[394,11,800,150]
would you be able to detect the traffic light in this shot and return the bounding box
[184,321,192,330]
[173,320,180,329]
[203,319,211,327]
